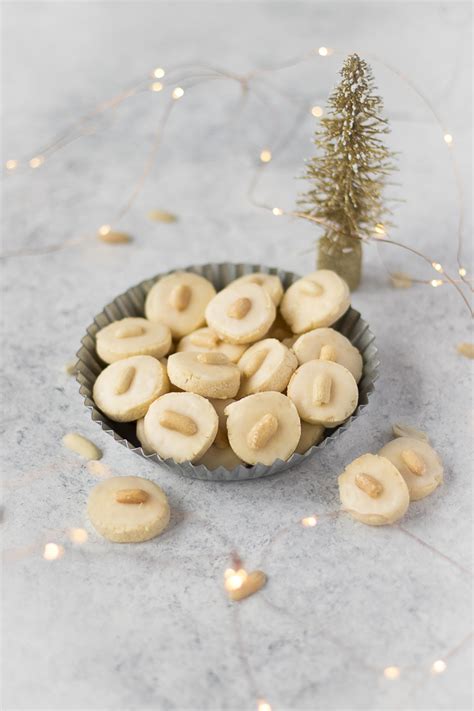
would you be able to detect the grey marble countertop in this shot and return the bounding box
[2,2,472,710]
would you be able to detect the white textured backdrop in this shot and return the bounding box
[2,2,472,710]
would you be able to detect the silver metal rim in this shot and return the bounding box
[76,262,379,481]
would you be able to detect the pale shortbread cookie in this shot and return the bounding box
[136,417,154,455]
[167,351,240,399]
[87,476,170,542]
[145,271,216,339]
[225,392,301,466]
[93,355,169,422]
[198,445,243,470]
[197,397,242,469]
[287,360,358,426]
[144,392,218,462]
[237,338,298,397]
[96,317,172,364]
[379,437,443,501]
[177,327,247,363]
[338,453,410,525]
[205,283,276,345]
[292,327,363,383]
[229,272,284,306]
[295,422,325,455]
[280,270,350,334]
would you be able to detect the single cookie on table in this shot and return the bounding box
[87,476,170,542]
[95,317,172,364]
[295,422,325,455]
[144,392,218,462]
[225,392,301,466]
[378,437,443,501]
[93,355,169,422]
[292,327,363,383]
[338,453,410,525]
[177,327,247,363]
[145,271,216,339]
[237,338,298,397]
[287,360,358,427]
[196,398,243,470]
[167,351,240,399]
[205,283,276,345]
[229,272,284,306]
[280,270,350,334]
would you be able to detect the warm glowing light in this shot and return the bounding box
[150,81,163,92]
[432,262,443,272]
[153,67,165,79]
[257,700,272,711]
[311,105,323,118]
[98,224,111,236]
[43,543,64,561]
[172,87,184,99]
[301,516,317,527]
[272,207,283,216]
[459,267,467,277]
[431,659,447,675]
[443,133,453,144]
[224,568,248,592]
[384,666,400,680]
[318,46,328,56]
[260,149,272,163]
[29,155,45,169]
[374,223,386,237]
[430,279,443,288]
[68,528,88,544]
[5,159,18,171]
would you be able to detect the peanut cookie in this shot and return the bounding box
[379,437,443,501]
[145,271,216,339]
[93,355,169,422]
[205,283,276,345]
[338,453,410,525]
[144,392,218,462]
[229,272,284,306]
[167,351,240,399]
[96,317,172,364]
[237,338,298,397]
[280,270,350,334]
[177,327,247,363]
[292,327,363,383]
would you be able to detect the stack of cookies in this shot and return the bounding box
[92,269,363,469]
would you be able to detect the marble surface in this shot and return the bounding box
[2,2,472,710]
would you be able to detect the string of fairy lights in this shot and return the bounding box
[4,45,473,710]
[4,459,472,711]
[3,46,473,316]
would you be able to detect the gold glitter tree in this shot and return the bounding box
[300,53,396,290]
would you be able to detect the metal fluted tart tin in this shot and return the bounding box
[76,263,379,482]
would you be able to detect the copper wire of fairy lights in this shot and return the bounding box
[2,48,472,315]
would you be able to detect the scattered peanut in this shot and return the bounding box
[401,449,425,476]
[114,366,136,395]
[159,410,198,436]
[228,570,267,601]
[227,297,251,319]
[242,348,268,378]
[196,352,229,365]
[63,432,102,461]
[319,344,337,362]
[300,280,323,296]
[355,473,384,498]
[63,360,77,375]
[169,284,191,311]
[189,331,219,349]
[115,324,145,338]
[98,231,132,244]
[313,372,332,405]
[457,342,474,359]
[148,210,178,223]
[115,488,149,504]
[247,413,279,450]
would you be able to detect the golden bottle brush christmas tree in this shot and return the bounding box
[299,53,396,290]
